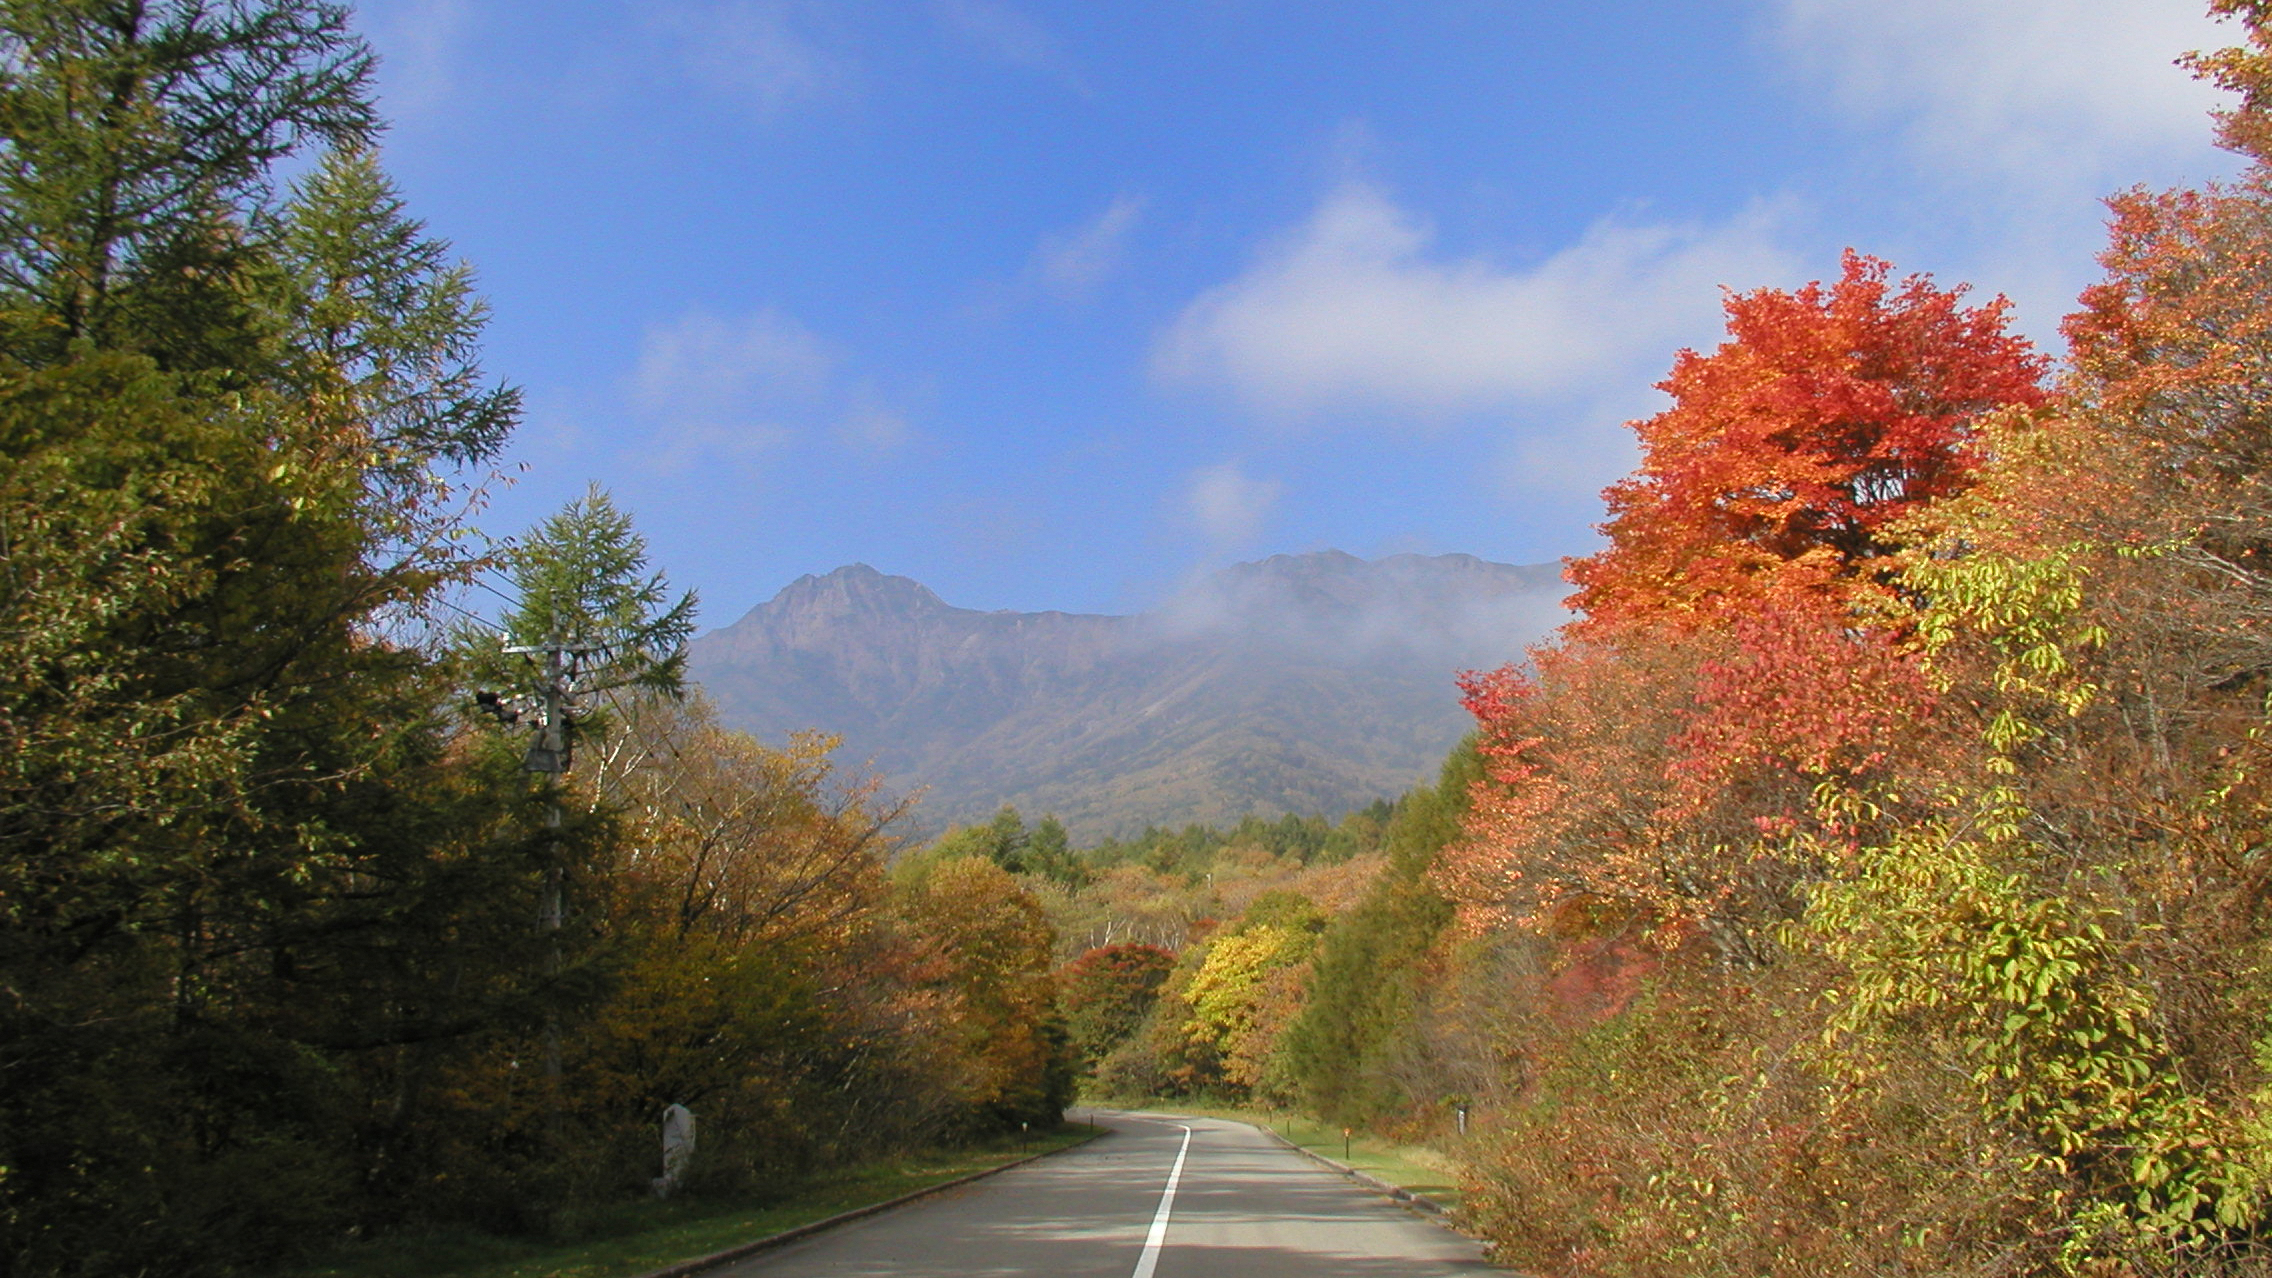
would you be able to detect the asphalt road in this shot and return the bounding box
[713,1110,1499,1277]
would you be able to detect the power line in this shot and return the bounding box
[426,593,506,635]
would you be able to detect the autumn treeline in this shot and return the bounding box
[1033,7,2272,1273]
[24,2,2272,1275]
[0,8,1069,1275]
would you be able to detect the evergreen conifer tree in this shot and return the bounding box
[0,5,551,1270]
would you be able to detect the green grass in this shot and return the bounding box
[280,1125,1102,1278]
[1136,1104,1464,1211]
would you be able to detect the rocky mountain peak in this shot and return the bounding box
[759,563,953,625]
[690,550,1571,838]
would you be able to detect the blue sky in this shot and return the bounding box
[356,0,2241,626]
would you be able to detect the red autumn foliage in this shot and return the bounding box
[1666,607,1938,826]
[1059,942,1176,1066]
[1570,251,2049,636]
[1445,253,2029,950]
[1441,641,1696,936]
[1543,931,1664,1027]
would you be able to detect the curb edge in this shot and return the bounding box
[632,1126,1109,1278]
[1242,1122,1454,1220]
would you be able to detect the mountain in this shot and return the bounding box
[687,550,1569,840]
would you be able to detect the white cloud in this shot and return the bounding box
[1765,0,2243,338]
[633,308,834,426]
[932,0,1081,86]
[648,421,795,472]
[629,307,912,467]
[663,1,855,115]
[1185,461,1283,547]
[1774,0,2231,193]
[1027,194,1143,298]
[1155,183,1798,417]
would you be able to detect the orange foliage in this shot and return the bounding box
[1441,641,1693,937]
[1445,253,2032,953]
[1570,251,2048,635]
[1667,607,1937,825]
[898,856,1070,1126]
[2184,0,2272,166]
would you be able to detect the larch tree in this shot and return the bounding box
[0,3,540,1270]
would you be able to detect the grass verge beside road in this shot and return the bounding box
[280,1124,1101,1278]
[1129,1104,1463,1212]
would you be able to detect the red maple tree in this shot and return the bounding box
[1569,251,2049,636]
[1445,252,2041,945]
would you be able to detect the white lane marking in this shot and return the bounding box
[1129,1124,1193,1278]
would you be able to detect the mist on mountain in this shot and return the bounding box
[687,550,1570,840]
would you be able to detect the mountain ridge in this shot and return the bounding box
[688,550,1569,839]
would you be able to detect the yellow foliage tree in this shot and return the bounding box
[1180,893,1326,1097]
[897,856,1075,1128]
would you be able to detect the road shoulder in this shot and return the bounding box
[632,1126,1109,1278]
[1249,1122,1454,1217]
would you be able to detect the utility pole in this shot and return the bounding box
[489,634,597,1085]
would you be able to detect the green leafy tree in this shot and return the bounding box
[924,805,1085,882]
[983,804,1031,871]
[972,811,1087,887]
[1283,743,1476,1124]
[0,5,558,1271]
[465,484,696,777]
[1025,814,1074,879]
[274,145,520,543]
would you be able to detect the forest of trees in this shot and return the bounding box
[1013,5,2272,1274]
[22,2,2272,1277]
[0,6,1071,1274]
